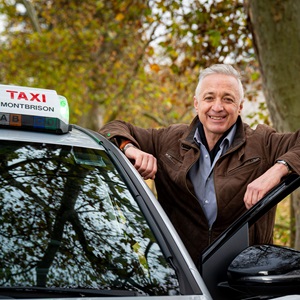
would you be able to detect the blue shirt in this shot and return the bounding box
[189,124,237,228]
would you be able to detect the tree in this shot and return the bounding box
[0,0,152,128]
[0,0,257,129]
[246,0,300,248]
[141,0,258,125]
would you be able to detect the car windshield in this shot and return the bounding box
[0,141,179,296]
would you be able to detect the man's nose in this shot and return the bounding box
[212,99,224,111]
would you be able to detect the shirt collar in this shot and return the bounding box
[194,122,237,161]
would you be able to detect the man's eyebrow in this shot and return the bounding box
[202,91,236,98]
[203,92,215,96]
[223,92,236,98]
[223,92,233,95]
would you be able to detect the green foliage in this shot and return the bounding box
[0,0,149,128]
[0,0,260,130]
[246,101,271,128]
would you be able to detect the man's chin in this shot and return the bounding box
[207,125,228,135]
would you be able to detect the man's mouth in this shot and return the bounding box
[209,115,225,120]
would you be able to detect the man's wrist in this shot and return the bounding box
[119,140,131,152]
[276,160,292,174]
[122,143,135,153]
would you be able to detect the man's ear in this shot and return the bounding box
[239,100,244,114]
[193,96,199,111]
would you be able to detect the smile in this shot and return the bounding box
[209,116,225,120]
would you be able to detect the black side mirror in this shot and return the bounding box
[227,244,300,297]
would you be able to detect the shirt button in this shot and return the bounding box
[205,154,209,158]
[205,199,209,204]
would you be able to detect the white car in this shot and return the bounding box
[0,84,300,300]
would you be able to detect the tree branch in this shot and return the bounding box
[21,0,41,33]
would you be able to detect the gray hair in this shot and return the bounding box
[195,64,244,101]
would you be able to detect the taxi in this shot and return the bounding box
[0,84,300,300]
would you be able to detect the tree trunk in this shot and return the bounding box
[246,0,300,248]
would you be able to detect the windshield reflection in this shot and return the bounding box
[0,141,179,295]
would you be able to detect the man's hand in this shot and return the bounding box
[243,162,290,209]
[124,146,157,180]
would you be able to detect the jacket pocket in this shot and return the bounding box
[160,152,183,171]
[226,157,261,175]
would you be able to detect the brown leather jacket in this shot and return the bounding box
[99,116,300,264]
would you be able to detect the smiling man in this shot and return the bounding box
[194,72,243,148]
[99,64,300,265]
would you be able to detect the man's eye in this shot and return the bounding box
[224,98,234,103]
[204,97,213,101]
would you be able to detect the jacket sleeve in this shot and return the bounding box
[259,124,300,174]
[99,120,161,156]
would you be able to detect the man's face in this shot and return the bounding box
[194,73,243,144]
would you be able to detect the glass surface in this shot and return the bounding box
[0,141,179,296]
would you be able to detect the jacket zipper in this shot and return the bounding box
[182,141,214,247]
[184,158,212,247]
[165,153,180,164]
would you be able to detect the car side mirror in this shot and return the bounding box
[227,244,300,297]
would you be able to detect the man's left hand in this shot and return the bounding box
[244,162,290,209]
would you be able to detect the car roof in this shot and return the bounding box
[0,127,103,149]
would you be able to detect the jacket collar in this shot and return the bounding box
[181,115,246,151]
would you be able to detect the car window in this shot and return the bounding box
[0,141,179,296]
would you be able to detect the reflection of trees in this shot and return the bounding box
[36,164,90,286]
[0,142,178,295]
[230,245,300,276]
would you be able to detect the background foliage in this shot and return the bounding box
[0,0,262,130]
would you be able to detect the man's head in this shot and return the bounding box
[194,64,244,147]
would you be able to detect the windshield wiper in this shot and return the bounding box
[0,286,145,298]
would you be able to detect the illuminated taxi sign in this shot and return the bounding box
[0,84,70,134]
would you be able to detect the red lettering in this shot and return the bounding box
[30,93,40,102]
[5,90,47,102]
[6,90,18,99]
[17,92,28,101]
[30,93,46,102]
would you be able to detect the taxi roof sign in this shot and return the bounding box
[0,84,70,134]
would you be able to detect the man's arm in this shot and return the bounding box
[243,161,291,209]
[122,144,157,180]
[99,120,162,180]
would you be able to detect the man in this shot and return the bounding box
[99,64,300,264]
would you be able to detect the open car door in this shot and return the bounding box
[201,173,300,300]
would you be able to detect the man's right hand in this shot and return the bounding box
[124,146,157,180]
